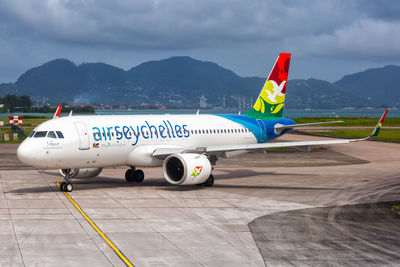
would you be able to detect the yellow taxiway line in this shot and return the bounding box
[57,179,134,267]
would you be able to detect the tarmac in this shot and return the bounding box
[0,134,399,266]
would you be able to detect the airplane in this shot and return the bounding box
[17,53,388,192]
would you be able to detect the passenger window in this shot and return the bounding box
[47,131,57,138]
[29,131,36,137]
[34,131,47,138]
[56,131,64,138]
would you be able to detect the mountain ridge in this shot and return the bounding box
[0,57,398,108]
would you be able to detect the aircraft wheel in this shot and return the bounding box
[65,182,73,192]
[59,181,66,191]
[204,175,214,187]
[133,170,144,183]
[125,169,134,182]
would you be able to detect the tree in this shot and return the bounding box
[3,94,17,112]
[19,95,32,112]
[0,94,32,112]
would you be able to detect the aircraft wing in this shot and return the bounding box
[152,139,354,158]
[53,105,62,119]
[152,109,388,158]
[204,139,354,153]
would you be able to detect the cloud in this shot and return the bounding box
[0,0,358,49]
[0,0,400,82]
[304,19,400,60]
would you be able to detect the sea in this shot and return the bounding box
[1,108,399,119]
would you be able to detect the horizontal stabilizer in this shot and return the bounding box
[274,120,343,134]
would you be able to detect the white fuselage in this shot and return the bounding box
[17,114,259,169]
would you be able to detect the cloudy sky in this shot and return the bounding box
[0,0,399,82]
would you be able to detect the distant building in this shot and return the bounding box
[199,95,207,108]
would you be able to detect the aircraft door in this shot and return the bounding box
[256,119,267,142]
[74,122,90,150]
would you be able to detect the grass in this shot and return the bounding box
[310,129,400,143]
[294,117,400,127]
[1,117,50,127]
[0,117,45,143]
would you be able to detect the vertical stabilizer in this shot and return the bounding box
[246,53,291,119]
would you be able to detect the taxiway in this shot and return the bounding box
[0,134,399,266]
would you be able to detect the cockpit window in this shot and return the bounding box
[47,131,57,138]
[34,131,47,138]
[29,131,36,137]
[56,131,64,138]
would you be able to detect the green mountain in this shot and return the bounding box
[334,65,400,107]
[0,57,398,108]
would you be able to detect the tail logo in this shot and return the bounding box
[253,79,286,114]
[246,53,291,118]
[267,81,286,103]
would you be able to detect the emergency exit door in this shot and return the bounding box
[74,122,90,150]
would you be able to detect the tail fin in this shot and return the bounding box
[246,53,291,119]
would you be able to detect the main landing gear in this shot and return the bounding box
[125,167,144,183]
[196,174,214,187]
[59,169,74,192]
[204,174,214,187]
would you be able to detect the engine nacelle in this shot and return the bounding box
[163,153,211,185]
[59,168,103,179]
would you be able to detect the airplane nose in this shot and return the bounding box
[17,142,36,165]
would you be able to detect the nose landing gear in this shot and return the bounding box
[59,181,73,192]
[59,169,76,192]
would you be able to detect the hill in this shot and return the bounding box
[334,65,400,107]
[0,57,399,108]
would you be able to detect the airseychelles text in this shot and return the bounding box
[92,120,190,146]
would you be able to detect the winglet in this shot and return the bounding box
[368,109,388,140]
[53,105,62,119]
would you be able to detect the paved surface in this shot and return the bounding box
[250,201,400,266]
[0,134,399,266]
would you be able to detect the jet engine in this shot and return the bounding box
[163,153,212,185]
[59,168,103,179]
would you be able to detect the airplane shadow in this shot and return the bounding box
[7,169,341,193]
[214,169,313,180]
